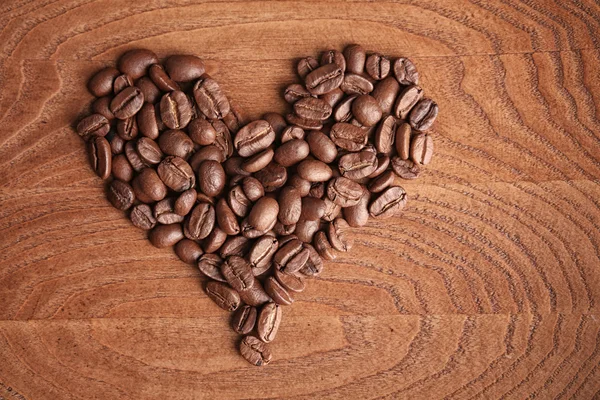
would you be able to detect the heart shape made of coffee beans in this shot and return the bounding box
[77,46,438,366]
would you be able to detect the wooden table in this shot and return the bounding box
[2,1,600,398]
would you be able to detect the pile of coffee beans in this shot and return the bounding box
[76,45,437,366]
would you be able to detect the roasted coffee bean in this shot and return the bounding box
[338,150,378,180]
[296,159,333,182]
[274,269,305,293]
[198,254,226,281]
[240,217,275,239]
[239,282,272,307]
[137,103,160,139]
[113,74,133,94]
[157,156,195,191]
[340,73,374,95]
[197,160,226,197]
[248,236,279,275]
[118,49,158,79]
[164,55,206,82]
[395,123,411,160]
[327,177,364,207]
[88,67,120,97]
[300,197,325,221]
[242,148,274,173]
[232,305,257,335]
[305,63,344,95]
[391,157,421,179]
[294,97,332,121]
[321,88,345,109]
[368,170,396,193]
[321,49,346,71]
[273,139,310,167]
[240,335,272,366]
[136,137,163,165]
[149,63,180,92]
[277,187,302,225]
[109,181,136,211]
[187,119,216,146]
[262,112,287,136]
[297,56,320,79]
[174,239,204,265]
[160,90,193,129]
[333,95,357,122]
[132,168,168,203]
[202,229,228,256]
[370,186,407,218]
[372,76,401,115]
[254,162,287,192]
[393,57,419,85]
[116,117,138,140]
[306,130,337,163]
[135,77,161,104]
[205,281,240,312]
[273,222,296,236]
[257,302,282,343]
[308,182,325,199]
[410,133,434,165]
[228,186,251,218]
[193,76,230,120]
[149,223,184,248]
[409,98,438,131]
[216,198,240,235]
[174,189,197,216]
[352,94,382,127]
[366,53,391,80]
[112,154,134,182]
[393,85,423,120]
[343,187,370,227]
[234,120,275,157]
[328,218,353,252]
[221,255,254,291]
[248,197,279,231]
[294,219,320,243]
[264,277,294,306]
[189,145,225,170]
[223,100,248,134]
[92,96,116,122]
[242,177,265,202]
[286,174,310,197]
[196,192,215,205]
[285,113,323,131]
[280,126,305,143]
[330,122,368,151]
[375,115,397,155]
[223,157,249,177]
[299,243,323,276]
[284,84,312,104]
[184,203,215,240]
[273,239,309,274]
[130,204,156,230]
[154,198,184,224]
[368,154,390,178]
[77,114,110,140]
[314,231,336,261]
[344,44,367,74]
[87,136,111,179]
[110,86,144,120]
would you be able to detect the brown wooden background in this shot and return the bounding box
[2,0,600,398]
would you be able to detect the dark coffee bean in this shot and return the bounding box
[299,244,323,276]
[273,239,308,274]
[198,254,226,281]
[279,126,304,144]
[273,222,296,236]
[234,120,275,157]
[148,223,184,248]
[160,90,192,129]
[124,140,144,172]
[116,117,138,141]
[273,139,310,167]
[223,100,248,134]
[197,160,226,197]
[340,73,374,95]
[242,148,274,173]
[372,76,401,115]
[220,236,251,259]
[216,198,240,235]
[375,115,397,155]
[294,97,332,121]
[240,335,272,366]
[370,186,407,218]
[87,136,111,179]
[174,188,197,216]
[344,44,366,75]
[189,146,225,171]
[369,170,396,193]
[249,236,279,275]
[137,103,160,139]
[294,219,320,243]
[338,150,378,180]
[343,186,369,227]
[164,55,206,82]
[196,192,215,205]
[264,277,294,305]
[187,119,216,146]
[136,137,163,165]
[205,281,240,312]
[241,177,264,202]
[157,156,195,191]
[330,122,368,151]
[352,94,382,127]
[149,64,180,91]
[262,112,287,136]
[113,74,133,94]
[277,187,302,225]
[393,85,423,120]
[107,180,135,210]
[253,162,287,192]
[154,198,184,224]
[321,88,345,109]
[257,302,282,343]
[287,174,311,197]
[221,256,254,291]
[92,96,116,122]
[305,63,344,95]
[333,95,357,123]
[158,129,194,159]
[240,217,275,239]
[202,229,228,256]
[274,269,305,293]
[409,98,438,131]
[368,154,390,178]
[314,231,336,261]
[174,239,204,265]
[112,154,134,182]
[321,49,346,71]
[366,53,391,80]
[223,157,248,178]
[228,186,251,218]
[110,86,144,120]
[135,77,161,104]
[77,114,110,140]
[391,157,421,180]
[184,203,215,240]
[130,204,156,230]
[285,113,323,131]
[296,159,333,182]
[232,305,257,335]
[118,49,158,79]
[328,218,353,252]
[393,57,419,85]
[410,133,434,165]
[300,197,325,221]
[297,56,320,79]
[395,123,412,160]
[308,182,325,199]
[132,168,168,203]
[193,76,230,120]
[248,197,279,231]
[306,130,337,164]
[239,282,272,307]
[327,177,364,207]
[213,120,233,160]
[88,67,120,97]
[284,84,312,104]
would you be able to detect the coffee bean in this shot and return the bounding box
[272,139,309,167]
[77,114,110,140]
[294,97,332,121]
[368,170,396,193]
[157,156,195,191]
[239,282,272,307]
[280,126,305,143]
[220,255,254,291]
[92,97,116,122]
[240,335,272,366]
[110,86,144,120]
[212,121,233,158]
[366,53,391,80]
[132,168,168,203]
[284,83,313,104]
[197,160,226,197]
[189,145,225,170]
[248,236,279,275]
[351,94,382,127]
[112,154,134,182]
[328,218,353,252]
[160,90,193,129]
[174,188,197,216]
[253,162,287,192]
[344,44,367,74]
[276,187,301,226]
[305,130,337,164]
[262,112,287,136]
[241,216,275,239]
[285,113,323,131]
[116,117,138,141]
[294,218,320,243]
[393,57,419,85]
[198,253,226,280]
[87,136,111,179]
[113,74,133,94]
[395,123,412,160]
[330,122,368,151]
[164,55,206,82]
[242,148,274,173]
[273,239,309,274]
[410,133,434,165]
[286,174,310,197]
[187,119,216,146]
[202,227,227,255]
[136,137,163,165]
[174,239,204,265]
[333,95,357,122]
[149,223,184,248]
[257,302,282,343]
[321,88,345,109]
[369,186,407,218]
[232,305,257,335]
[264,276,294,306]
[205,281,240,312]
[393,85,423,120]
[296,159,333,182]
[248,197,279,231]
[368,154,390,178]
[340,73,374,95]
[220,236,251,259]
[154,198,184,224]
[274,269,305,293]
[223,100,248,134]
[338,150,378,180]
[216,198,240,235]
[130,204,156,230]
[372,76,401,115]
[273,222,296,236]
[305,63,344,95]
[228,186,251,218]
[374,115,397,155]
[184,203,215,240]
[242,177,265,202]
[314,230,336,261]
[327,177,364,207]
[223,157,248,178]
[308,182,326,199]
[88,67,120,97]
[118,49,159,79]
[300,197,325,220]
[148,63,180,92]
[297,56,320,79]
[343,186,370,227]
[409,98,438,131]
[391,157,421,180]
[299,243,323,276]
[193,75,230,120]
[321,49,346,71]
[107,180,135,210]
[135,77,161,104]
[196,192,215,206]
[137,103,160,139]
[234,120,276,157]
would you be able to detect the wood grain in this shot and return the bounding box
[1,1,600,398]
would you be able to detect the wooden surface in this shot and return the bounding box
[2,0,600,398]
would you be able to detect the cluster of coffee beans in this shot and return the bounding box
[76,45,437,367]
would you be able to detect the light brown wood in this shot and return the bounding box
[2,1,600,398]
